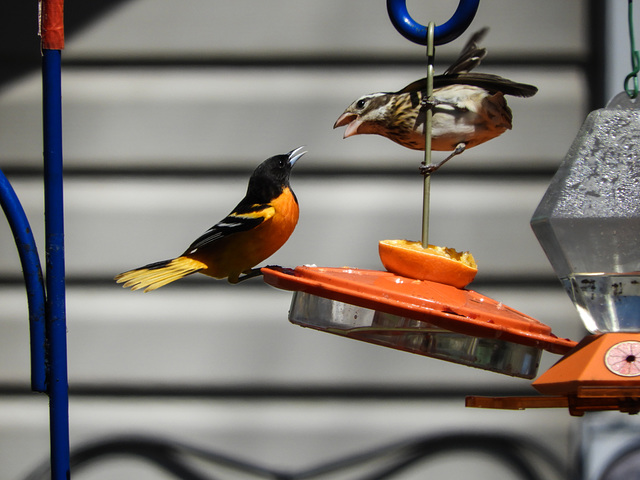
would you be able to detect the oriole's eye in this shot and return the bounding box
[279,158,286,168]
[356,98,367,109]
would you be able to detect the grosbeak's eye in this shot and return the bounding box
[356,98,367,109]
[279,158,286,168]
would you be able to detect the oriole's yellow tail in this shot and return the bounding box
[115,257,207,292]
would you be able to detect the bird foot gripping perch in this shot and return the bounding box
[418,143,466,176]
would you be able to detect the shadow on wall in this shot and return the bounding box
[2,0,129,88]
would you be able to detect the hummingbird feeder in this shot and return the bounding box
[469,92,640,416]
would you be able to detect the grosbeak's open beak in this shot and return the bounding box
[333,112,361,138]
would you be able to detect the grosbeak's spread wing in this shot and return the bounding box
[398,74,538,98]
[396,28,535,98]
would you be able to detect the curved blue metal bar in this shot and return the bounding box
[386,0,479,45]
[0,170,47,393]
[42,47,70,480]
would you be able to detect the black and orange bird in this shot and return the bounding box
[333,28,537,174]
[115,147,306,292]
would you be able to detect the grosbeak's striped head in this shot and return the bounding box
[333,93,395,138]
[334,90,434,150]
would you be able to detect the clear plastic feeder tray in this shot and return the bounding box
[263,266,576,379]
[289,291,541,379]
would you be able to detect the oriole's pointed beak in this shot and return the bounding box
[288,146,307,167]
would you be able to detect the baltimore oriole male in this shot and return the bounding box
[115,146,305,292]
[333,28,537,175]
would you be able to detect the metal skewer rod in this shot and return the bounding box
[422,22,435,249]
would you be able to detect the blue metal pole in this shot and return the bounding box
[0,171,47,393]
[42,47,70,480]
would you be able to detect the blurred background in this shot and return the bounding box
[0,0,638,478]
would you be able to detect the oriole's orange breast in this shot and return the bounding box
[197,188,299,280]
[251,187,299,258]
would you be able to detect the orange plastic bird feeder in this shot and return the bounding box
[262,265,576,379]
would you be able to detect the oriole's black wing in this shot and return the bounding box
[184,202,275,254]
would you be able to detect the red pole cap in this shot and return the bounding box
[40,0,65,50]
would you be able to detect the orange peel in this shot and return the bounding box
[379,239,477,288]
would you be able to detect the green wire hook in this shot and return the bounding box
[625,0,640,98]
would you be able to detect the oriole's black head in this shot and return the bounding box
[245,146,305,203]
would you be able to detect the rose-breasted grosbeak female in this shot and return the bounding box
[115,147,305,292]
[333,28,537,174]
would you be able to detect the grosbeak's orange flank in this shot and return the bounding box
[115,147,306,292]
[333,28,537,174]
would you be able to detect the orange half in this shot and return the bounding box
[379,239,478,288]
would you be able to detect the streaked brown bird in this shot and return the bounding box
[115,147,305,292]
[333,28,538,174]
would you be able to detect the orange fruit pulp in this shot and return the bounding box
[378,239,478,288]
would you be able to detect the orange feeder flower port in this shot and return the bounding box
[466,333,640,416]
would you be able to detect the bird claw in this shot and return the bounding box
[420,97,436,109]
[236,264,283,283]
[419,163,438,176]
[420,143,467,176]
[235,268,264,283]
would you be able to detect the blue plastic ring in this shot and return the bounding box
[387,0,480,46]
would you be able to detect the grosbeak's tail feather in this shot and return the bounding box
[115,257,207,292]
[443,26,488,75]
